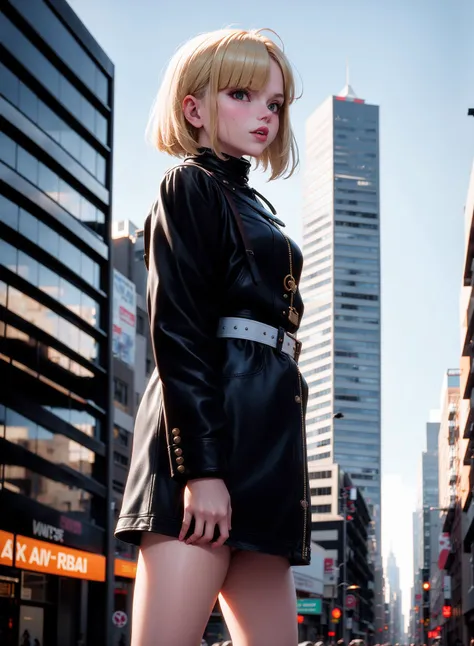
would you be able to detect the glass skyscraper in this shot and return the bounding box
[0,1,114,644]
[300,83,381,531]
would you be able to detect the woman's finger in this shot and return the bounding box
[186,516,204,544]
[179,509,193,541]
[212,518,230,548]
[196,520,215,546]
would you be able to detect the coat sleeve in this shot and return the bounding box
[147,164,228,483]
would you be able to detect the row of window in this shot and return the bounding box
[334,362,379,374]
[301,360,331,377]
[336,339,379,351]
[1,194,100,289]
[1,405,98,479]
[1,469,92,519]
[44,406,100,441]
[1,62,106,184]
[311,504,331,513]
[299,351,331,369]
[307,412,332,424]
[334,279,379,291]
[308,470,332,480]
[335,267,379,279]
[2,14,108,143]
[306,375,331,389]
[335,244,378,256]
[310,487,332,496]
[1,239,100,329]
[306,425,331,439]
[299,315,332,333]
[0,281,98,364]
[306,400,331,414]
[1,134,106,235]
[12,0,109,103]
[335,209,378,220]
[308,451,331,462]
[333,420,380,430]
[335,220,378,231]
[336,375,379,385]
[335,351,379,361]
[307,438,331,449]
[336,328,380,340]
[335,315,379,326]
[302,254,332,275]
[335,292,379,302]
[333,406,379,418]
[336,431,380,442]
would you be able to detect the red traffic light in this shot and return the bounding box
[297,615,304,624]
[331,608,342,620]
[422,581,430,591]
[442,605,452,618]
[328,632,336,637]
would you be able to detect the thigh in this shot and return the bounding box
[219,550,298,646]
[132,533,231,646]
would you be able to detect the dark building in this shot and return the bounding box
[0,1,114,645]
[311,468,375,644]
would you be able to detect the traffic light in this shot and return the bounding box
[297,615,304,624]
[422,569,430,604]
[331,607,342,622]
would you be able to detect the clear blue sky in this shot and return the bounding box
[69,0,474,618]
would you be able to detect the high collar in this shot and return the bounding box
[187,148,251,187]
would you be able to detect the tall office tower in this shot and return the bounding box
[0,1,114,645]
[301,83,381,535]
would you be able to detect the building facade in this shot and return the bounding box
[460,160,474,640]
[386,550,403,644]
[0,1,114,644]
[301,81,382,632]
[310,465,374,643]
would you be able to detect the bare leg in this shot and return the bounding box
[219,551,298,646]
[132,533,231,646]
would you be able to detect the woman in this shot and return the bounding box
[115,28,309,646]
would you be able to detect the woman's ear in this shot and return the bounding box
[183,95,204,129]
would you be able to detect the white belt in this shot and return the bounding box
[217,317,302,362]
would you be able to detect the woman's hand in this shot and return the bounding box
[179,478,232,548]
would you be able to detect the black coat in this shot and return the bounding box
[115,150,311,565]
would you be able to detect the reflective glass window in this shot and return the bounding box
[17,251,38,287]
[58,179,81,219]
[38,221,59,258]
[59,76,81,117]
[0,132,16,167]
[57,318,79,354]
[60,127,81,161]
[8,287,59,338]
[80,140,96,175]
[81,293,99,328]
[95,113,107,144]
[38,265,60,300]
[19,83,38,123]
[38,102,61,142]
[0,240,17,272]
[95,69,108,103]
[60,278,81,317]
[79,331,98,363]
[96,154,106,185]
[80,99,95,133]
[0,62,20,105]
[38,164,59,201]
[19,209,38,243]
[81,255,95,287]
[17,148,38,185]
[0,195,19,231]
[59,237,80,271]
[5,408,38,451]
[80,197,96,224]
[0,280,7,307]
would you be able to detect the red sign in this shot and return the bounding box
[346,594,357,609]
[415,593,422,601]
[442,605,452,618]
[112,611,127,628]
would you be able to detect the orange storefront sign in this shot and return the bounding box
[114,558,137,579]
[0,531,105,582]
[0,531,14,566]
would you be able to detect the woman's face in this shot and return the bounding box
[185,58,285,159]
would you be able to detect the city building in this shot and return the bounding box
[0,1,114,645]
[460,160,474,640]
[386,550,403,644]
[310,465,374,643]
[110,220,153,643]
[410,417,440,643]
[301,80,382,631]
[431,369,466,644]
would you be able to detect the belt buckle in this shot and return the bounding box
[294,339,302,363]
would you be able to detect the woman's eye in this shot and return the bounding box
[231,90,250,101]
[268,102,282,113]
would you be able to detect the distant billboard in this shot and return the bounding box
[113,270,136,366]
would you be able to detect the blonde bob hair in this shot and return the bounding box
[147,28,299,180]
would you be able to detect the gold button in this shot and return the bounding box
[174,448,183,456]
[295,395,301,403]
[176,457,184,465]
[172,428,180,436]
[177,465,185,473]
[174,436,182,444]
